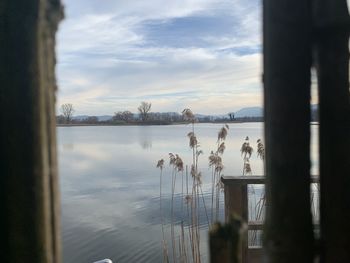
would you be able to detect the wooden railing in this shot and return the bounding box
[221,175,319,263]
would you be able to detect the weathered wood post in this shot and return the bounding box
[224,181,248,262]
[0,1,63,262]
[313,0,350,261]
[263,0,314,262]
[209,215,245,263]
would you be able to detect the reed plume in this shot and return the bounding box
[209,124,229,223]
[241,136,253,175]
[257,139,265,160]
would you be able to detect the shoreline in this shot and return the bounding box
[56,121,319,127]
[56,121,254,127]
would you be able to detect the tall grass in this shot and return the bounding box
[158,129,269,260]
[183,109,204,263]
[157,109,230,262]
[240,136,267,246]
[157,159,169,262]
[158,112,303,259]
[158,121,320,258]
[209,124,229,223]
[169,153,184,261]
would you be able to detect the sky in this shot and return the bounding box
[56,0,263,116]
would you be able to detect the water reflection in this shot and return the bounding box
[140,139,152,150]
[138,126,153,149]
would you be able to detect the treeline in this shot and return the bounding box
[57,101,318,125]
[112,111,183,124]
[57,112,208,125]
[56,115,102,125]
[56,114,266,125]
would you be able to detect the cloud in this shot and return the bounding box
[56,0,262,115]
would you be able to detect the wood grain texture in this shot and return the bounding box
[263,0,314,262]
[0,0,63,262]
[313,1,350,261]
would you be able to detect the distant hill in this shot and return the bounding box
[235,107,263,118]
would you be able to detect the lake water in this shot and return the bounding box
[58,123,318,263]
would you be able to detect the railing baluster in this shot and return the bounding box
[222,176,319,263]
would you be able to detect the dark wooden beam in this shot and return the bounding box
[222,176,266,185]
[313,0,350,261]
[222,175,319,185]
[0,1,63,262]
[263,0,314,262]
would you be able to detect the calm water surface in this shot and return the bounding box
[58,123,318,263]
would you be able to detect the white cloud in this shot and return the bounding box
[56,0,262,115]
[57,51,261,115]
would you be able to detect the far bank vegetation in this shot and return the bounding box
[56,101,268,126]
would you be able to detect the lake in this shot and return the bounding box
[58,123,319,263]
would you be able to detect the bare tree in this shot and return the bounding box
[138,101,152,121]
[114,111,133,123]
[121,111,133,122]
[60,103,74,123]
